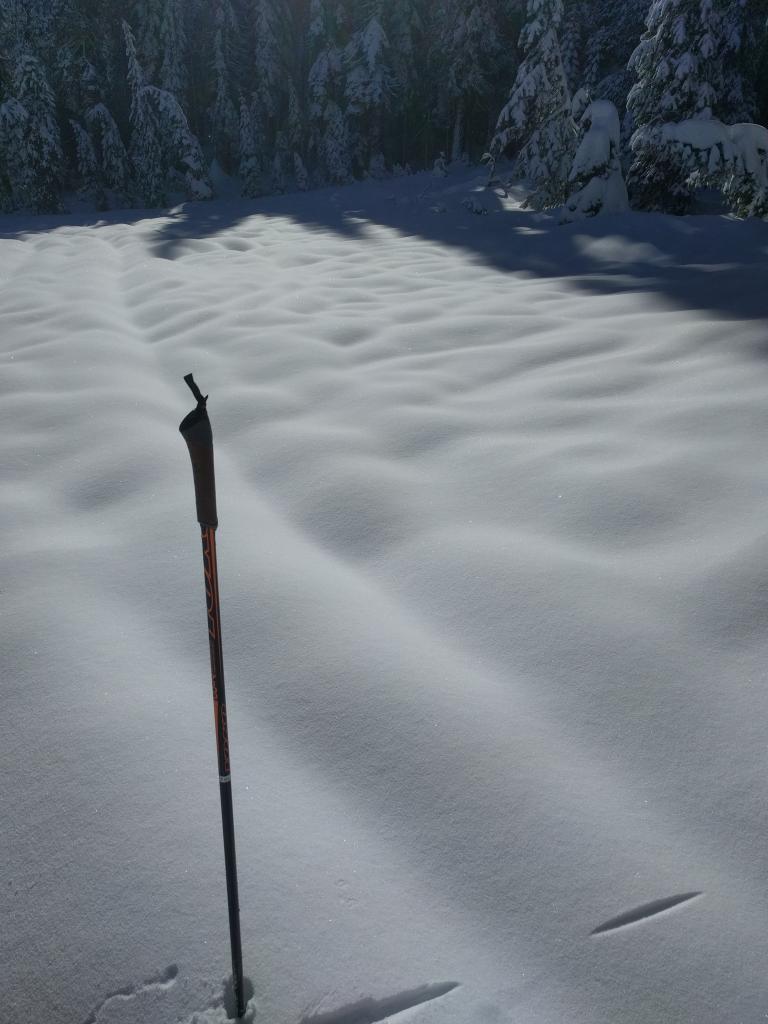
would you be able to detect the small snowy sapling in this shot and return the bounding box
[562,99,628,220]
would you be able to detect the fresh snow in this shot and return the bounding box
[4,169,768,1024]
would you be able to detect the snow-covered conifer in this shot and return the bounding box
[124,20,166,205]
[253,0,282,121]
[630,117,735,211]
[85,103,131,200]
[724,122,768,217]
[629,1,724,126]
[273,153,286,192]
[560,0,586,95]
[70,120,107,208]
[562,99,629,219]
[159,0,187,96]
[124,20,210,206]
[345,6,393,171]
[293,151,309,190]
[150,87,212,199]
[134,0,165,79]
[308,3,352,184]
[239,95,264,196]
[488,0,575,208]
[286,79,304,157]
[626,0,753,210]
[439,0,502,161]
[11,52,63,211]
[211,1,241,173]
[0,97,30,211]
[386,0,423,98]
[321,100,353,183]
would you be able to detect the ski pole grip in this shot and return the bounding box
[180,374,218,528]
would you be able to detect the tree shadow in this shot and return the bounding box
[146,169,768,329]
[2,168,767,331]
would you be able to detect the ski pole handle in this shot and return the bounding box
[179,373,218,528]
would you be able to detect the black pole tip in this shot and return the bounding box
[179,373,212,439]
[184,373,208,407]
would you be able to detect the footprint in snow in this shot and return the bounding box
[82,964,179,1024]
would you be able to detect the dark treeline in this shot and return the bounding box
[0,0,766,213]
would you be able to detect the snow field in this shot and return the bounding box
[3,175,768,1023]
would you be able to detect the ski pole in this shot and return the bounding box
[179,374,246,1019]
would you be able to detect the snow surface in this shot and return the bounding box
[4,169,768,1024]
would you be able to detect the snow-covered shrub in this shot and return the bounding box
[630,117,732,212]
[627,116,768,218]
[562,99,628,220]
[462,196,488,214]
[433,152,448,177]
[724,123,768,218]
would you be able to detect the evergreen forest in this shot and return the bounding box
[1,0,767,216]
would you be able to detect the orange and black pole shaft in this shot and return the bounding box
[180,374,245,1019]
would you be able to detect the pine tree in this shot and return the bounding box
[384,0,426,166]
[344,3,394,173]
[210,0,241,172]
[159,0,187,96]
[488,0,575,207]
[238,94,264,196]
[560,0,586,96]
[582,0,647,113]
[293,149,309,189]
[0,97,29,211]
[721,0,768,123]
[252,0,282,121]
[133,0,164,80]
[307,0,352,183]
[626,0,754,210]
[321,99,353,183]
[71,119,107,208]
[151,86,212,198]
[629,0,724,127]
[724,121,768,217]
[123,20,210,206]
[387,0,423,98]
[12,51,63,211]
[124,19,166,205]
[85,103,131,200]
[438,0,502,162]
